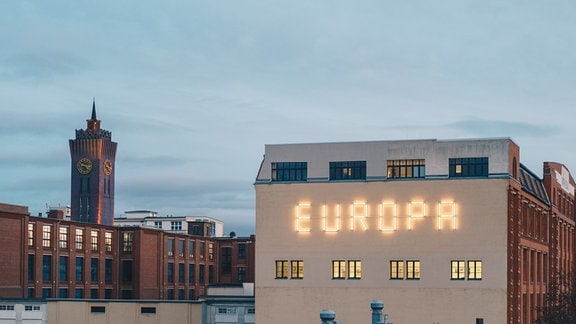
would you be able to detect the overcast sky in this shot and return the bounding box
[1,1,575,236]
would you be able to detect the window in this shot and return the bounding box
[218,307,237,314]
[468,260,482,280]
[167,288,174,300]
[122,260,132,283]
[189,240,195,258]
[122,232,133,252]
[167,238,174,256]
[247,308,255,314]
[42,225,51,248]
[24,305,41,311]
[199,265,205,283]
[167,262,174,283]
[199,242,205,259]
[178,263,185,284]
[28,223,35,246]
[451,260,466,280]
[238,243,246,258]
[209,265,214,283]
[275,260,288,279]
[58,288,68,298]
[91,306,105,313]
[59,227,68,249]
[332,260,346,279]
[291,260,304,279]
[42,288,52,299]
[105,259,113,283]
[178,239,185,257]
[221,247,232,274]
[170,221,182,231]
[154,221,162,229]
[449,157,488,177]
[75,228,83,250]
[189,264,195,284]
[0,305,15,310]
[104,232,113,252]
[208,243,214,260]
[390,260,404,279]
[330,161,366,180]
[91,230,98,251]
[42,255,52,281]
[271,162,307,181]
[75,257,84,282]
[406,260,420,280]
[91,258,99,282]
[348,260,362,279]
[237,267,246,282]
[59,256,68,281]
[387,159,425,178]
[28,254,35,281]
[141,307,156,314]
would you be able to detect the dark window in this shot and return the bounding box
[238,243,246,258]
[178,239,185,257]
[90,289,98,299]
[189,240,195,258]
[105,259,113,283]
[167,288,174,300]
[42,255,52,281]
[209,265,214,283]
[121,290,132,299]
[122,260,132,283]
[91,306,105,313]
[91,258,99,282]
[476,318,484,324]
[178,263,185,284]
[42,288,52,299]
[105,289,112,299]
[59,256,68,281]
[167,238,174,256]
[58,288,68,298]
[330,161,366,180]
[141,307,156,314]
[238,267,246,282]
[75,257,84,282]
[188,289,195,300]
[387,159,425,178]
[221,247,232,274]
[167,263,174,283]
[178,289,185,300]
[199,265,205,284]
[271,162,307,181]
[28,254,35,281]
[189,264,195,284]
[449,157,488,177]
[27,288,35,298]
[75,288,83,298]
[199,242,205,258]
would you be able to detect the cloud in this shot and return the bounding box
[445,119,556,138]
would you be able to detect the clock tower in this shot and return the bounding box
[69,100,118,225]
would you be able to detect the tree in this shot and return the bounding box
[536,272,576,323]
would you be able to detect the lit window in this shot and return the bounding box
[271,162,308,182]
[275,260,288,279]
[406,260,420,280]
[451,260,466,280]
[28,223,35,247]
[348,260,362,279]
[449,157,488,177]
[59,227,68,249]
[468,260,482,280]
[104,232,113,252]
[332,260,346,279]
[42,225,51,248]
[91,230,98,251]
[75,228,83,250]
[330,161,366,180]
[390,260,404,279]
[387,159,425,179]
[291,260,304,279]
[208,243,214,260]
[122,232,133,252]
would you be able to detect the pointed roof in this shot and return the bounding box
[91,98,97,120]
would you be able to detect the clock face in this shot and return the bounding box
[104,160,113,176]
[77,158,92,174]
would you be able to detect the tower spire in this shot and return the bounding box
[91,97,97,120]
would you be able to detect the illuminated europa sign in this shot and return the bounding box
[295,201,457,233]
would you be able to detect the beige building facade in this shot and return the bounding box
[254,138,574,323]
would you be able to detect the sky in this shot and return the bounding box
[1,1,575,236]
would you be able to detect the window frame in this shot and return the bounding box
[290,260,304,279]
[451,260,466,280]
[332,260,346,279]
[329,161,366,180]
[275,260,288,279]
[347,260,362,279]
[449,157,488,178]
[406,260,421,280]
[468,260,482,280]
[271,162,308,182]
[390,260,404,280]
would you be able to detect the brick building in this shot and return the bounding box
[0,203,255,301]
